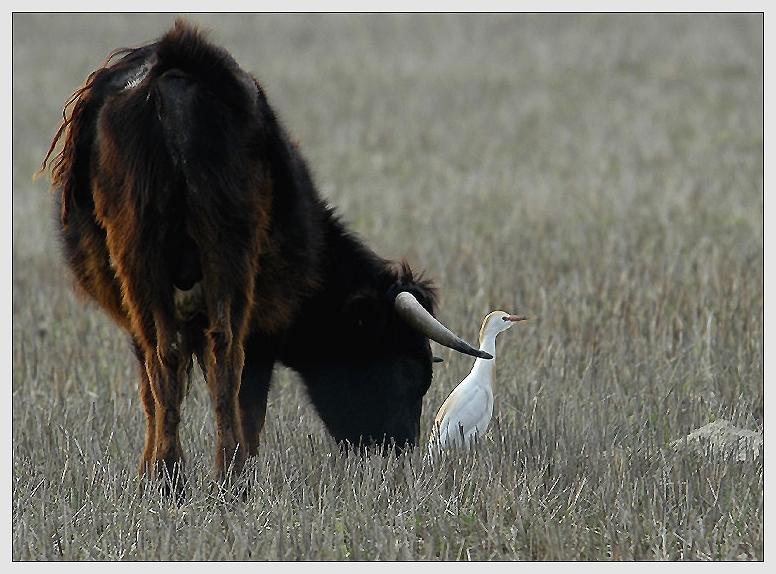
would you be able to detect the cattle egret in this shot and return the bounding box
[429,311,527,454]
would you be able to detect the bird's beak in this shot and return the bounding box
[504,314,528,322]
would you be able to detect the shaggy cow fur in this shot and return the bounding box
[41,20,441,491]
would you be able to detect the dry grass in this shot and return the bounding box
[12,13,762,560]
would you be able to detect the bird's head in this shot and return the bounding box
[479,310,527,342]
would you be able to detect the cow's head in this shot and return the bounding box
[285,262,490,451]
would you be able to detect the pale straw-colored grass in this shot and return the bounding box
[12,13,762,560]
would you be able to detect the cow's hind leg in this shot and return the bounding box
[203,298,251,482]
[108,230,190,496]
[188,173,266,482]
[146,314,192,497]
[198,245,260,482]
[133,339,156,476]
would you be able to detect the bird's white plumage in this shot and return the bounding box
[434,380,493,449]
[428,310,525,456]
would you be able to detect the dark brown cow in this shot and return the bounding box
[41,20,488,493]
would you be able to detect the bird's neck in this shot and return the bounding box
[470,332,498,385]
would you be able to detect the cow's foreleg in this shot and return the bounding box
[239,335,275,456]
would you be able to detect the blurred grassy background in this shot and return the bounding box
[12,13,762,560]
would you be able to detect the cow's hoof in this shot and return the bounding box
[144,457,187,503]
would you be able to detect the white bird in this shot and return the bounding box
[428,310,527,454]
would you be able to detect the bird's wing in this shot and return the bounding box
[434,373,475,425]
[433,384,492,447]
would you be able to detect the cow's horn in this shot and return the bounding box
[394,291,493,360]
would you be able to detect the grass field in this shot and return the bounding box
[12,13,763,560]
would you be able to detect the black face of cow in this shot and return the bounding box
[302,354,431,451]
[287,280,436,451]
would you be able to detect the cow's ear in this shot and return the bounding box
[387,260,438,314]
